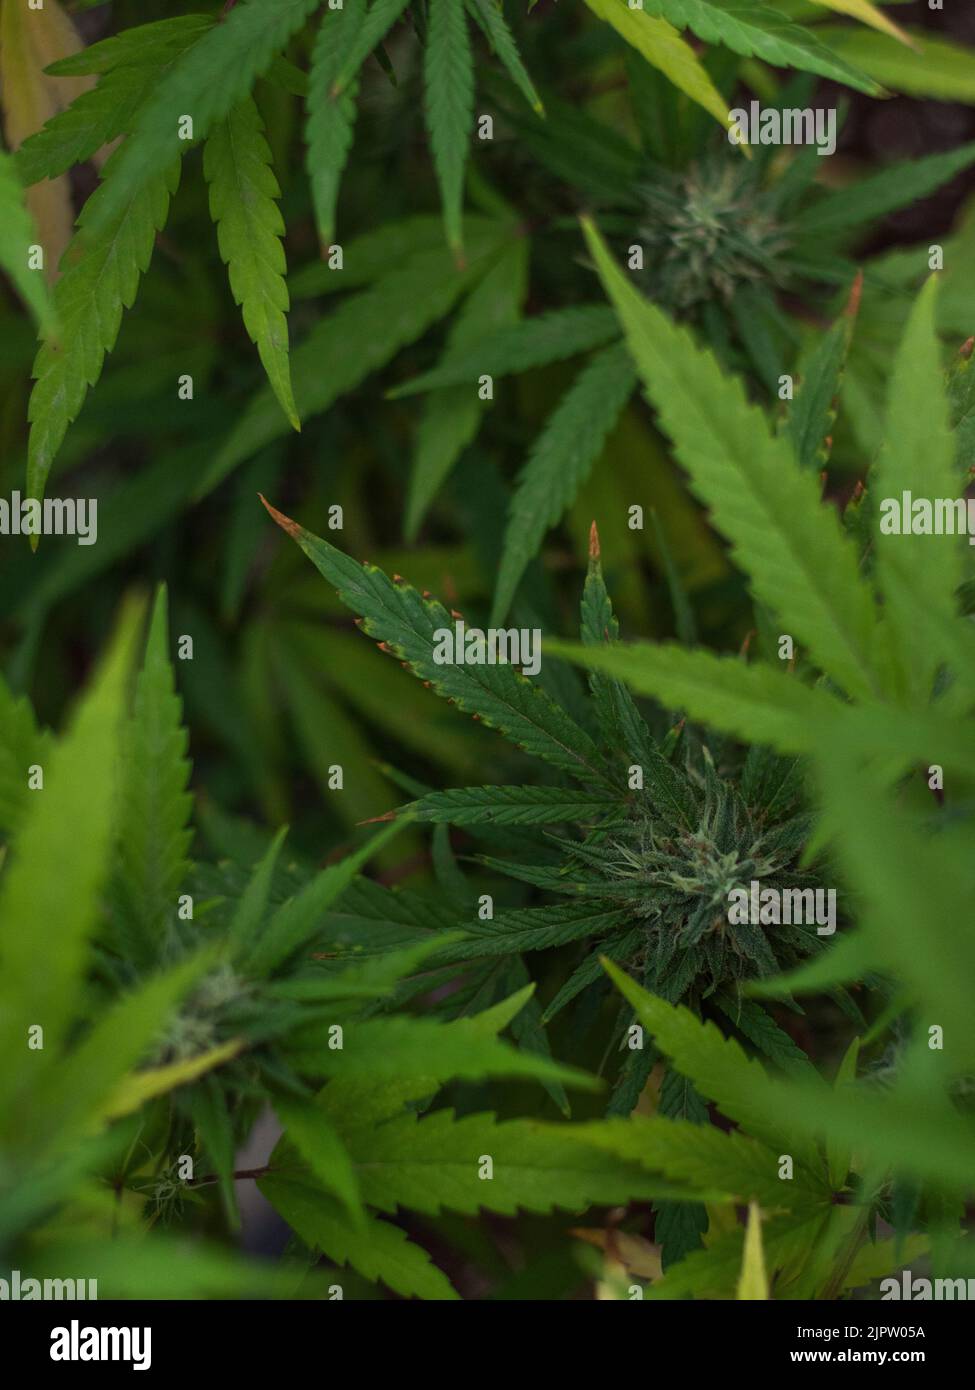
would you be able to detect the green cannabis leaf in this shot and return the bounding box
[204,98,300,431]
[7,0,975,1310]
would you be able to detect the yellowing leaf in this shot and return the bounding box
[737,1202,769,1299]
[704,1201,740,1246]
[583,0,733,138]
[100,1038,243,1122]
[814,26,975,103]
[0,0,92,277]
[809,0,916,50]
[572,1227,663,1280]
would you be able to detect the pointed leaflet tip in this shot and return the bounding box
[960,338,974,362]
[589,520,600,561]
[258,493,302,539]
[146,582,170,655]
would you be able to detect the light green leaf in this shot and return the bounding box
[602,959,826,1168]
[81,0,325,237]
[737,1202,769,1299]
[583,0,736,133]
[0,599,142,1073]
[754,1067,975,1192]
[317,980,541,1135]
[647,1212,827,1299]
[274,1096,364,1225]
[557,1115,826,1207]
[284,1009,600,1091]
[842,1235,929,1293]
[873,277,957,702]
[0,675,51,838]
[949,344,975,475]
[745,928,880,998]
[28,1233,316,1299]
[27,152,179,506]
[640,0,882,93]
[813,26,975,103]
[100,1037,242,1123]
[113,585,192,970]
[545,639,841,756]
[17,17,213,186]
[260,1176,459,1299]
[336,1108,696,1216]
[227,826,288,957]
[580,219,884,700]
[0,150,57,333]
[39,952,221,1144]
[813,748,975,1062]
[204,98,299,431]
[807,0,912,44]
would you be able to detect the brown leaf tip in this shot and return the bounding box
[960,337,974,362]
[589,520,600,561]
[259,493,302,539]
[844,270,864,321]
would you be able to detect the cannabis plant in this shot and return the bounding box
[553,224,975,1289]
[3,585,727,1297]
[384,91,975,622]
[5,0,975,807]
[5,0,975,1311]
[263,491,832,1095]
[262,215,975,1278]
